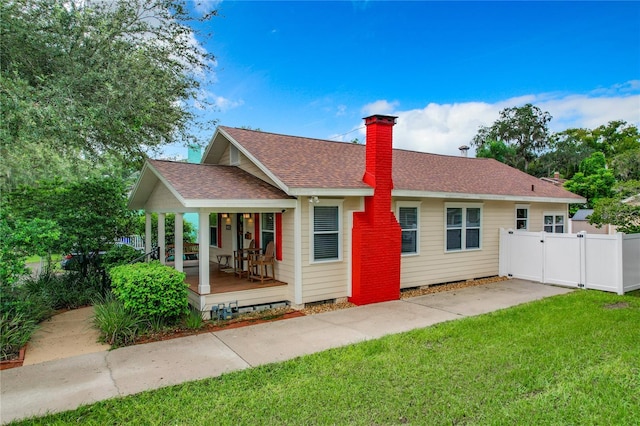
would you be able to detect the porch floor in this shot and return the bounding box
[171,261,286,295]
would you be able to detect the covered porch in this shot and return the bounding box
[177,260,290,310]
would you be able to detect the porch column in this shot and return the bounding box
[158,213,166,265]
[198,211,210,294]
[174,213,184,272]
[145,212,152,258]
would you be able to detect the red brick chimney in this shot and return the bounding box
[349,115,402,305]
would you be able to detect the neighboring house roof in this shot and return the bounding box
[572,209,594,221]
[217,127,585,203]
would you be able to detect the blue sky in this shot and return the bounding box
[165,1,640,158]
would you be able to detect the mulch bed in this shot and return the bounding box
[130,276,508,346]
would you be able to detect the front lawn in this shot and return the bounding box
[13,290,640,425]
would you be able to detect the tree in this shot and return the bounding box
[475,140,517,164]
[6,177,136,274]
[0,0,217,190]
[563,152,617,209]
[611,148,640,181]
[529,128,595,179]
[472,104,552,172]
[589,180,640,234]
[0,211,60,286]
[587,120,640,158]
[136,212,196,247]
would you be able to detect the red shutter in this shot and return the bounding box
[275,212,283,261]
[217,213,222,248]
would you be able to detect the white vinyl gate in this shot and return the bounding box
[499,229,640,295]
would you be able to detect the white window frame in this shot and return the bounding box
[515,204,529,231]
[261,212,275,252]
[209,213,219,248]
[444,203,483,252]
[309,199,343,264]
[543,211,566,233]
[396,201,421,256]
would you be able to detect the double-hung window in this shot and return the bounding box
[543,212,565,233]
[311,202,342,262]
[445,203,482,251]
[397,202,420,255]
[261,213,275,252]
[515,205,529,230]
[209,213,218,247]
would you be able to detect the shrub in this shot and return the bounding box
[184,306,204,330]
[92,294,144,347]
[110,261,188,322]
[101,244,144,271]
[23,269,104,310]
[0,312,37,360]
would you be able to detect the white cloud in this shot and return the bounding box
[360,82,640,157]
[361,100,399,116]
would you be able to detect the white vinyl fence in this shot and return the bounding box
[499,229,640,295]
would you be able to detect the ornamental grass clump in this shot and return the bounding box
[109,261,188,323]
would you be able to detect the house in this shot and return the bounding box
[570,209,614,234]
[128,115,585,311]
[540,171,567,187]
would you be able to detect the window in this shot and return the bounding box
[397,202,420,254]
[515,205,529,230]
[312,203,341,262]
[544,213,565,233]
[261,213,275,252]
[445,204,482,252]
[209,213,218,247]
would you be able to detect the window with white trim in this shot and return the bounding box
[209,213,218,247]
[261,213,275,252]
[543,212,565,233]
[445,204,482,251]
[396,202,420,255]
[311,202,342,262]
[515,205,529,230]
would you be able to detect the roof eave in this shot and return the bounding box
[392,189,586,204]
[183,199,298,209]
[287,187,374,197]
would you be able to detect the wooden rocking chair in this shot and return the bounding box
[249,241,276,283]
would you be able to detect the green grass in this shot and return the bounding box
[24,254,62,264]
[12,290,640,425]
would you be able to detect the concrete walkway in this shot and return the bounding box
[0,280,572,424]
[23,306,110,366]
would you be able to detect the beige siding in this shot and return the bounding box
[145,183,183,211]
[397,199,569,288]
[278,210,297,302]
[219,145,279,187]
[528,203,569,232]
[299,197,361,304]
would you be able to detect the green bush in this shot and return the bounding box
[183,306,204,330]
[110,261,188,321]
[23,269,104,310]
[92,294,143,347]
[0,312,37,360]
[101,244,144,271]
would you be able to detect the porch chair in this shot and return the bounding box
[249,241,276,283]
[234,239,256,278]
